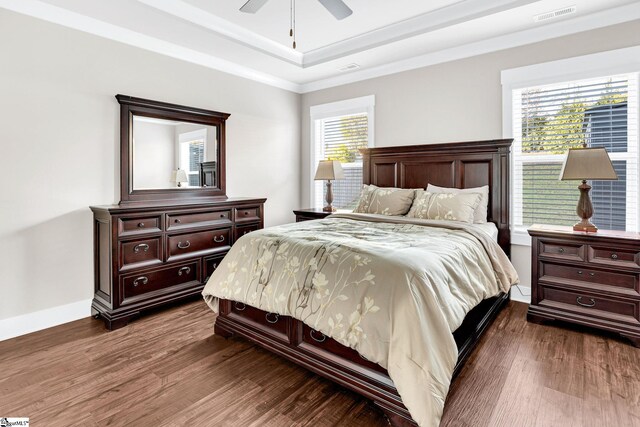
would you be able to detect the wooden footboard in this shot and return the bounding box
[214,291,510,426]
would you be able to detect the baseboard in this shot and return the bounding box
[510,284,531,304]
[0,299,92,342]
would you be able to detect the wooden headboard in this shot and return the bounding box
[361,139,513,256]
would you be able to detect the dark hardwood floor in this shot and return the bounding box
[1,300,639,426]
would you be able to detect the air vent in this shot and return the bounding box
[339,63,360,72]
[534,5,576,22]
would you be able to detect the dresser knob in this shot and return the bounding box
[133,276,148,287]
[265,312,280,324]
[244,211,249,215]
[213,235,225,243]
[310,329,326,343]
[576,296,596,308]
[611,253,619,260]
[577,270,583,275]
[589,272,595,277]
[137,222,145,228]
[177,241,191,249]
[234,302,246,311]
[220,214,225,218]
[133,243,149,253]
[558,247,565,253]
[178,266,191,276]
[175,219,181,224]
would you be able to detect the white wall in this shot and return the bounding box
[0,9,301,327]
[301,20,640,299]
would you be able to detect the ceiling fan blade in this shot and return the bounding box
[317,0,353,20]
[240,0,269,14]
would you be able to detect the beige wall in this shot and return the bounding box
[0,9,301,321]
[301,20,640,293]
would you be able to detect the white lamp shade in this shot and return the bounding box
[314,160,345,181]
[559,147,618,181]
[171,169,189,183]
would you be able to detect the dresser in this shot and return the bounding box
[528,224,640,346]
[293,208,334,222]
[91,198,265,330]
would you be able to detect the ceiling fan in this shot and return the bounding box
[240,0,353,20]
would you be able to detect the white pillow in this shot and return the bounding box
[426,184,489,224]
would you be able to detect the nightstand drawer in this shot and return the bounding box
[539,285,639,324]
[540,262,639,294]
[588,246,640,270]
[538,240,585,261]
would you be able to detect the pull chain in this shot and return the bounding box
[289,0,293,37]
[292,0,296,49]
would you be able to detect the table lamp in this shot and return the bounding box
[314,160,344,212]
[171,169,189,188]
[559,147,618,232]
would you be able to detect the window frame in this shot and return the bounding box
[502,46,640,246]
[309,95,375,208]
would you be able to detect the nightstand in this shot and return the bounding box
[293,208,334,222]
[528,224,640,347]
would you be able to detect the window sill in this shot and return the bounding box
[511,228,532,247]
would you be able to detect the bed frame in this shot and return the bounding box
[214,139,513,426]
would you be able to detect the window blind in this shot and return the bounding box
[314,112,369,209]
[513,74,638,232]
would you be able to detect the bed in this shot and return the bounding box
[203,139,515,426]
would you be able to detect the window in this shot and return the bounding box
[310,96,375,209]
[503,47,640,245]
[178,129,206,187]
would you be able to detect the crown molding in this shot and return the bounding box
[0,0,302,92]
[302,0,539,67]
[137,0,304,66]
[298,2,640,93]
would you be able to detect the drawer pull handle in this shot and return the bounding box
[577,270,583,275]
[137,222,145,228]
[589,273,595,277]
[175,219,181,224]
[220,214,225,218]
[177,241,191,249]
[133,276,148,287]
[310,329,326,343]
[234,302,246,311]
[213,235,225,243]
[576,296,596,308]
[611,253,619,260]
[245,211,249,215]
[212,263,218,269]
[558,247,565,253]
[133,243,149,253]
[178,266,191,276]
[265,312,279,324]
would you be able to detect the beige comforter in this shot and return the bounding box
[202,213,518,426]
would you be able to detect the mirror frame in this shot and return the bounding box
[117,95,229,204]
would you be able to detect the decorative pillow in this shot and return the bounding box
[426,184,489,223]
[411,192,482,223]
[406,190,432,218]
[354,184,416,216]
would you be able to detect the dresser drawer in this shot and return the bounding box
[121,261,200,304]
[540,262,639,294]
[204,253,226,282]
[119,237,163,271]
[228,301,289,341]
[299,325,386,373]
[588,245,640,270]
[167,228,231,262]
[539,285,640,324]
[235,223,260,241]
[538,240,585,261]
[235,207,261,223]
[166,210,232,231]
[118,215,162,237]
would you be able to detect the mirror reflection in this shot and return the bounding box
[132,116,218,190]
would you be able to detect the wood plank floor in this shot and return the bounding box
[1,300,639,426]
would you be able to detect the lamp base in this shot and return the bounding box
[573,219,598,233]
[322,206,337,212]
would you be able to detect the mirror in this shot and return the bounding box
[132,117,218,190]
[117,95,229,204]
